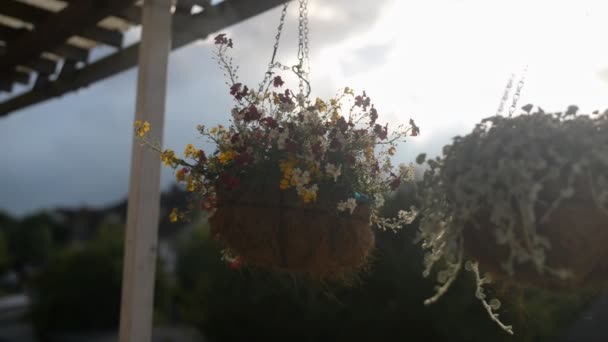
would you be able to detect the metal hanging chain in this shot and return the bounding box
[508,66,528,117]
[296,0,311,99]
[496,74,514,116]
[259,0,311,99]
[259,3,290,94]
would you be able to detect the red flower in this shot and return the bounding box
[230,83,242,96]
[214,34,233,47]
[409,119,420,136]
[369,106,378,125]
[278,90,294,105]
[260,117,278,129]
[228,256,242,270]
[390,176,401,190]
[372,161,380,174]
[235,152,253,166]
[311,142,323,159]
[230,83,249,100]
[354,91,371,109]
[373,124,388,140]
[221,173,241,190]
[242,105,262,122]
[201,195,216,211]
[336,117,348,133]
[230,133,240,144]
[273,76,284,87]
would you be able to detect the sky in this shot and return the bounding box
[1,0,607,216]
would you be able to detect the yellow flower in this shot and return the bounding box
[184,144,196,158]
[344,87,354,95]
[218,150,235,164]
[134,120,150,137]
[388,146,396,156]
[315,98,327,112]
[365,147,374,160]
[175,168,188,182]
[169,208,179,223]
[210,126,219,135]
[160,149,177,167]
[187,176,195,192]
[280,179,289,190]
[302,189,317,204]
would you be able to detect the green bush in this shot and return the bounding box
[29,224,171,338]
[175,187,596,342]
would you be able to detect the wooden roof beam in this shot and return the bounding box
[116,7,142,25]
[0,0,136,75]
[54,44,89,62]
[79,26,123,48]
[0,0,288,116]
[1,1,52,24]
[24,57,58,75]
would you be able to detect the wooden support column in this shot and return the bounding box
[119,0,172,341]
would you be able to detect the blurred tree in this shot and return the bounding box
[7,213,54,285]
[29,223,171,339]
[174,185,596,342]
[0,230,10,275]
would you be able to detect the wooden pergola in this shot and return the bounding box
[0,0,287,341]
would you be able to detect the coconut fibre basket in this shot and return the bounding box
[209,178,374,279]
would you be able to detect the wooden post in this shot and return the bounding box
[119,0,172,341]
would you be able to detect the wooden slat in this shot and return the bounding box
[116,7,142,25]
[0,15,124,50]
[0,0,289,117]
[54,44,89,62]
[13,70,31,85]
[79,26,123,48]
[0,25,28,41]
[1,1,51,24]
[0,79,12,92]
[0,70,30,92]
[0,0,136,75]
[24,57,57,75]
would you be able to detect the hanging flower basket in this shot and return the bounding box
[134,34,419,279]
[210,178,374,277]
[415,106,608,333]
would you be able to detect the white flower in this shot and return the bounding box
[398,207,418,225]
[308,184,319,197]
[279,102,296,113]
[337,198,357,214]
[399,163,416,181]
[325,163,342,182]
[291,168,310,188]
[276,127,290,150]
[231,108,243,121]
[374,194,385,208]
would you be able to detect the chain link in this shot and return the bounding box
[259,0,311,99]
[297,0,310,98]
[259,3,289,94]
[508,66,527,117]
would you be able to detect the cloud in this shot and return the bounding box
[600,68,608,84]
[0,0,391,216]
